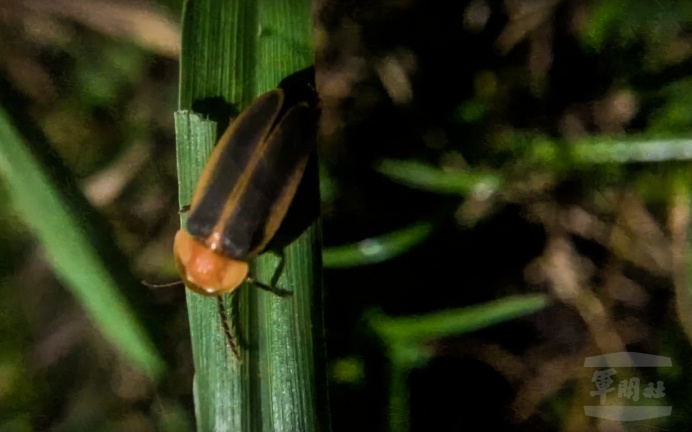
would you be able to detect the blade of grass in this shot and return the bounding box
[369,294,550,350]
[322,221,435,268]
[178,0,328,430]
[175,110,244,431]
[368,293,550,432]
[0,104,165,380]
[375,159,503,197]
[253,3,327,431]
[530,136,692,165]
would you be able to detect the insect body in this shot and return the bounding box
[175,85,317,297]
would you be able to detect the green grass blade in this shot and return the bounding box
[252,2,327,430]
[0,105,165,380]
[531,137,692,165]
[369,294,549,349]
[375,159,503,197]
[175,110,244,431]
[571,138,692,163]
[322,221,435,268]
[178,0,328,430]
[369,293,549,432]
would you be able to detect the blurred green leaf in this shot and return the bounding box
[648,79,692,134]
[583,0,692,51]
[323,221,435,268]
[376,159,503,197]
[369,293,549,352]
[531,137,692,165]
[371,293,549,432]
[0,105,165,380]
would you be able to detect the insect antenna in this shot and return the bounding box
[141,280,184,288]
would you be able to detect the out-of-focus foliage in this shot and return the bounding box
[584,0,692,52]
[315,1,692,430]
[0,1,186,431]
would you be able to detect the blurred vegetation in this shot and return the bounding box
[1,0,692,431]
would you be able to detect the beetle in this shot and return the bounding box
[174,75,318,356]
